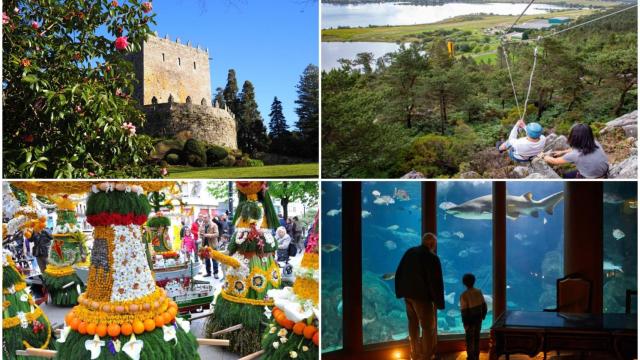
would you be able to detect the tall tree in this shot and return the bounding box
[237,81,269,156]
[268,97,288,137]
[223,69,239,114]
[268,181,319,219]
[294,64,319,159]
[213,87,225,108]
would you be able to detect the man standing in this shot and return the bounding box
[395,233,444,360]
[199,215,220,279]
[291,216,304,253]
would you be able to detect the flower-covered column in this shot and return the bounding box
[42,195,88,306]
[145,192,176,260]
[262,214,319,359]
[205,181,282,356]
[3,252,54,360]
[56,182,199,360]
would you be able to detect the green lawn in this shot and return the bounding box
[322,9,597,42]
[166,163,319,178]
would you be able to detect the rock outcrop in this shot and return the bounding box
[453,111,637,179]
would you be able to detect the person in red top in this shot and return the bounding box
[191,216,200,241]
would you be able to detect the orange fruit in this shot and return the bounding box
[78,321,88,335]
[86,322,97,336]
[303,325,317,339]
[96,323,108,337]
[293,322,306,335]
[154,315,165,327]
[162,312,173,324]
[70,317,80,330]
[282,319,295,330]
[120,322,133,336]
[107,323,120,337]
[312,331,319,346]
[144,318,155,332]
[133,319,145,335]
[65,312,74,326]
[167,307,178,318]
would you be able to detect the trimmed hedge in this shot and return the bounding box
[206,146,228,166]
[183,139,206,167]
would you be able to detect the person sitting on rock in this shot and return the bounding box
[543,123,609,178]
[497,119,546,162]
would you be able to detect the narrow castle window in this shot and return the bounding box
[168,94,174,103]
[201,98,207,106]
[193,61,196,70]
[178,57,181,67]
[151,96,158,104]
[162,53,165,62]
[186,96,192,104]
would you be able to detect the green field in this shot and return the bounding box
[322,9,597,42]
[166,163,319,179]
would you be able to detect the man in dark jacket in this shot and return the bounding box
[31,229,52,274]
[395,233,444,360]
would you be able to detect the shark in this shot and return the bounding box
[440,191,564,220]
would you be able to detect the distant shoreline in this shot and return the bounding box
[322,0,619,8]
[322,9,596,42]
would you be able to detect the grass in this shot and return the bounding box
[322,9,598,42]
[166,163,319,179]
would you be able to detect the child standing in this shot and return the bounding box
[460,273,487,360]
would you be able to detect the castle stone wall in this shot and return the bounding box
[143,103,238,149]
[130,35,212,106]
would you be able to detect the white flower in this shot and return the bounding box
[125,186,132,193]
[280,336,288,344]
[175,317,190,333]
[57,326,71,343]
[91,185,99,193]
[84,335,105,359]
[277,328,288,337]
[264,306,272,319]
[269,326,277,334]
[302,346,309,352]
[122,334,144,360]
[113,339,121,352]
[20,293,28,302]
[163,324,177,344]
[289,351,298,358]
[17,311,28,328]
[7,285,16,294]
[272,342,279,349]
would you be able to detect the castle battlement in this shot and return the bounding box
[153,32,210,55]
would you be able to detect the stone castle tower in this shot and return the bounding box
[128,34,238,149]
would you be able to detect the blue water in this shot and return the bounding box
[321,181,637,351]
[321,182,344,353]
[603,182,637,313]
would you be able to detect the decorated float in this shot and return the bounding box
[3,251,54,360]
[146,190,214,316]
[262,214,319,359]
[204,181,282,355]
[11,181,201,360]
[41,195,88,306]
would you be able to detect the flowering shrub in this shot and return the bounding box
[3,0,159,178]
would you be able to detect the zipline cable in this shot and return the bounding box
[502,47,522,119]
[504,0,537,35]
[540,4,638,39]
[521,46,538,121]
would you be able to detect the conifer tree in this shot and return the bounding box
[294,65,319,159]
[268,97,288,137]
[238,81,269,156]
[214,87,225,108]
[223,69,239,114]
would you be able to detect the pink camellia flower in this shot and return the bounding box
[160,168,168,176]
[31,21,39,29]
[2,12,9,25]
[114,36,128,51]
[88,172,96,177]
[121,122,136,136]
[142,2,153,13]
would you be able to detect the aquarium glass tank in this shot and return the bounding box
[361,181,422,345]
[506,182,564,311]
[437,181,493,335]
[603,182,637,314]
[321,181,343,352]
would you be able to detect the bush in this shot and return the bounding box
[402,134,458,177]
[206,146,228,166]
[247,159,264,167]
[183,139,206,167]
[221,155,236,167]
[165,152,181,165]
